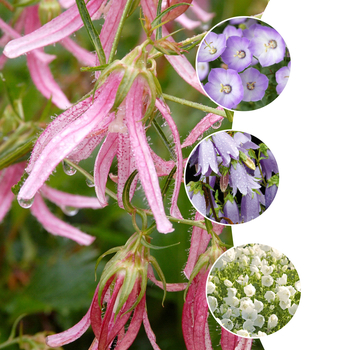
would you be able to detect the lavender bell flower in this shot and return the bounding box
[223,25,243,39]
[197,61,209,81]
[233,132,259,152]
[211,132,239,167]
[229,163,260,196]
[197,32,226,62]
[241,191,264,223]
[204,68,244,109]
[240,67,269,102]
[191,191,207,217]
[195,138,219,177]
[265,184,278,209]
[222,198,239,225]
[249,25,286,67]
[221,36,252,72]
[260,150,279,179]
[276,61,291,94]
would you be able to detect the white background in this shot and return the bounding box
[230,0,350,349]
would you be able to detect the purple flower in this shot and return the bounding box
[260,150,279,179]
[204,68,244,110]
[241,191,264,223]
[249,25,286,67]
[229,163,260,196]
[195,138,219,177]
[221,36,252,72]
[265,184,278,209]
[211,132,239,167]
[197,32,226,62]
[223,199,239,224]
[223,25,243,39]
[240,67,269,102]
[276,61,291,94]
[191,191,207,218]
[197,61,209,81]
[233,132,259,152]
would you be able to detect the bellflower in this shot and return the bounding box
[212,131,239,167]
[197,61,209,81]
[223,25,243,39]
[197,32,226,62]
[204,68,244,109]
[221,36,252,72]
[229,163,260,196]
[240,67,269,102]
[195,138,219,177]
[222,199,239,225]
[249,25,286,67]
[240,191,264,223]
[276,61,291,94]
[260,150,279,179]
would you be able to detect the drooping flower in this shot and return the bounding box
[276,61,291,94]
[211,131,239,167]
[229,163,260,196]
[204,68,244,109]
[248,25,286,67]
[240,190,264,223]
[240,67,269,102]
[195,138,219,177]
[221,36,252,72]
[197,31,226,62]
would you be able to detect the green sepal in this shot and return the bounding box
[259,143,269,157]
[80,64,109,72]
[140,237,180,250]
[151,119,176,160]
[248,148,257,160]
[127,0,140,17]
[148,255,167,306]
[224,109,234,123]
[75,0,106,65]
[184,253,210,300]
[8,314,27,341]
[161,165,177,197]
[122,169,138,213]
[11,171,29,196]
[113,267,138,317]
[113,67,139,110]
[204,218,213,234]
[95,247,122,280]
[267,174,279,187]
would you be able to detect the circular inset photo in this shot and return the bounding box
[196,17,291,111]
[206,244,301,338]
[185,130,279,225]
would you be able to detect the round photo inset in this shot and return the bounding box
[206,244,301,338]
[185,130,279,225]
[196,17,291,111]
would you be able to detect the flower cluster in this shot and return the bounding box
[206,244,301,337]
[196,17,291,110]
[186,130,279,225]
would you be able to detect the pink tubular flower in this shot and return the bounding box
[46,232,165,350]
[0,163,102,245]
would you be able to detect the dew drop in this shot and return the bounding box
[18,197,34,209]
[62,160,77,176]
[61,206,79,216]
[86,178,95,187]
[212,120,222,129]
[197,133,203,141]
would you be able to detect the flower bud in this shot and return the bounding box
[39,0,61,26]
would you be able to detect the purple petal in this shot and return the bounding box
[196,138,219,177]
[221,36,252,72]
[31,195,95,245]
[19,72,122,202]
[198,32,226,62]
[40,185,102,209]
[156,99,183,219]
[265,184,278,209]
[229,163,260,196]
[212,131,239,167]
[197,61,209,81]
[223,25,243,39]
[260,149,278,179]
[223,200,239,225]
[125,78,173,233]
[276,61,291,94]
[240,192,261,223]
[191,191,207,217]
[181,110,223,148]
[240,67,268,102]
[4,0,104,58]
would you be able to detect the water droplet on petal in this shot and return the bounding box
[62,160,76,176]
[18,197,34,209]
[86,178,95,187]
[212,120,222,129]
[61,206,79,216]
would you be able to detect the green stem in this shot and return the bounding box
[108,0,135,64]
[162,93,227,118]
[257,149,267,187]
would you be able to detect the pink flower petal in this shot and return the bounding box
[125,78,173,233]
[94,132,119,207]
[19,72,122,201]
[0,163,25,222]
[220,328,240,350]
[155,99,183,219]
[142,305,161,350]
[46,303,92,347]
[3,0,105,58]
[59,0,76,8]
[99,0,128,62]
[235,337,253,350]
[191,0,215,22]
[40,185,102,209]
[181,110,224,148]
[30,195,95,245]
[60,37,96,66]
[140,0,203,93]
[25,6,71,109]
[147,266,187,291]
[175,14,201,30]
[151,149,176,177]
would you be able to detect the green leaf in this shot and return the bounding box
[75,0,106,65]
[224,109,234,123]
[161,165,177,197]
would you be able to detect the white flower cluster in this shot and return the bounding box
[206,244,301,337]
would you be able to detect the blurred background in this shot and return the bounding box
[0,0,268,349]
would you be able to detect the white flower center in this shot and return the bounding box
[234,50,246,59]
[204,40,217,55]
[246,81,256,90]
[264,40,277,52]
